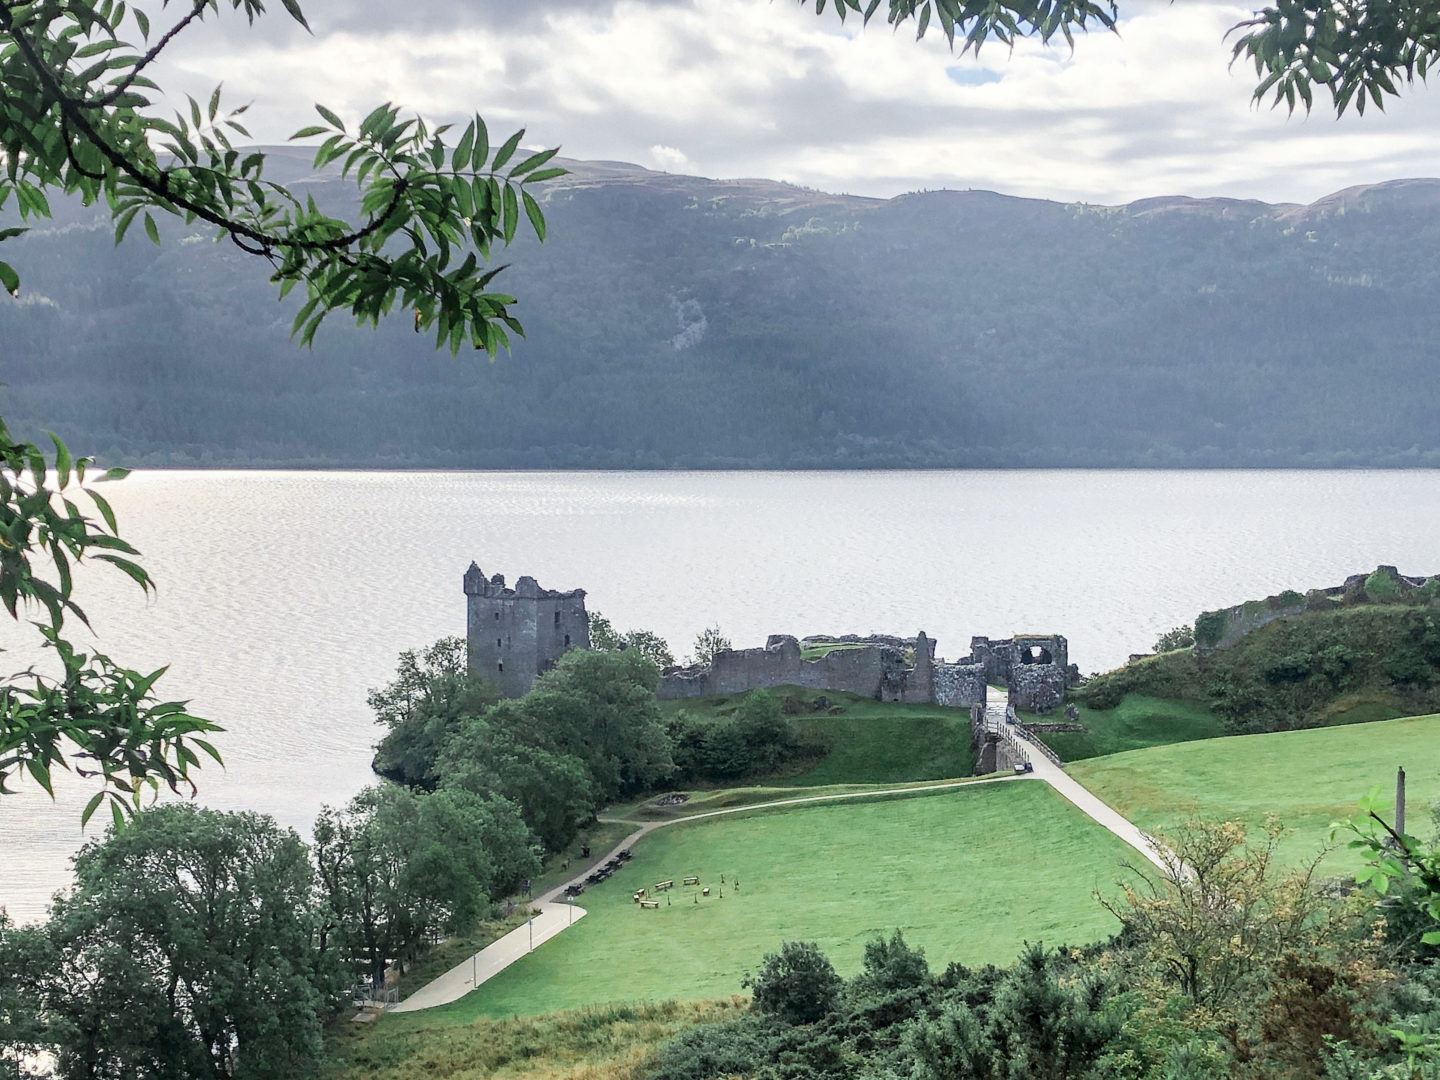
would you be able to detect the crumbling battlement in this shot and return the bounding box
[657,630,1022,710]
[464,562,589,699]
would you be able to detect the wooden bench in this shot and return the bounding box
[682,876,700,886]
[654,880,674,891]
[638,900,660,909]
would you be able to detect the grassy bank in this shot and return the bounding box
[659,688,975,785]
[1024,695,1225,761]
[326,998,745,1080]
[1069,711,1440,868]
[398,781,1128,1022]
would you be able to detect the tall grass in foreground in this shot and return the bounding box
[325,998,747,1080]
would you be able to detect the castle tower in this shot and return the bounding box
[464,562,590,698]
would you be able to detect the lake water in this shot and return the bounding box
[3,469,1439,923]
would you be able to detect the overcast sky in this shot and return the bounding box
[155,0,1440,205]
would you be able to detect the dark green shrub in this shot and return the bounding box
[1154,626,1195,653]
[1365,568,1403,603]
[1077,678,1124,711]
[1194,611,1229,649]
[646,1016,773,1080]
[1278,589,1305,608]
[852,930,929,997]
[745,941,843,1025]
[1263,654,1313,684]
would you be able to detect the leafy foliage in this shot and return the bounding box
[744,940,844,1025]
[1099,817,1332,1008]
[313,783,537,990]
[39,804,341,1080]
[0,0,559,353]
[1154,625,1196,654]
[0,419,220,823]
[691,625,731,667]
[807,0,1119,52]
[368,636,498,790]
[588,611,675,669]
[1231,1,1440,116]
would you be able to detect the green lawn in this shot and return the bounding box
[389,782,1130,1024]
[606,778,992,823]
[1069,712,1440,869]
[1027,695,1225,762]
[659,687,975,785]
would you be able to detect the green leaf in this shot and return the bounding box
[315,104,346,132]
[50,433,72,489]
[1422,930,1440,946]
[290,125,329,139]
[502,183,519,244]
[508,146,559,179]
[25,757,53,797]
[491,129,525,172]
[0,260,17,297]
[143,212,159,245]
[277,0,312,31]
[522,190,546,242]
[81,789,107,828]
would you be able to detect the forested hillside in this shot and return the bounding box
[5,149,1440,467]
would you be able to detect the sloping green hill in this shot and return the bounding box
[1068,712,1440,868]
[1073,603,1440,740]
[402,781,1127,1021]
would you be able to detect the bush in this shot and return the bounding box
[1076,669,1131,710]
[1365,568,1404,603]
[1154,626,1195,653]
[647,1016,773,1080]
[745,941,843,1025]
[852,930,929,997]
[1194,611,1229,649]
[1277,589,1306,608]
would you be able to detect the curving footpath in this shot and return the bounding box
[394,746,1170,1012]
[389,902,589,1013]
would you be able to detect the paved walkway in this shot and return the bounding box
[389,902,589,1013]
[396,730,1174,1012]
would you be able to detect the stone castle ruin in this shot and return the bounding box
[463,562,1077,710]
[659,631,1077,711]
[464,562,590,698]
[463,561,1082,714]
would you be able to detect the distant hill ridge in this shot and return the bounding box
[4,152,1440,468]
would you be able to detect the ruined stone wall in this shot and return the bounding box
[902,632,935,704]
[934,662,987,708]
[1009,664,1068,712]
[464,563,588,699]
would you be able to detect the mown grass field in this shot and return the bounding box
[659,687,976,785]
[388,781,1129,1024]
[1026,695,1226,761]
[1069,712,1440,868]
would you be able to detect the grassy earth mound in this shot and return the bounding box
[1075,605,1440,738]
[396,781,1129,1023]
[1068,711,1440,868]
[659,688,976,784]
[1022,694,1224,761]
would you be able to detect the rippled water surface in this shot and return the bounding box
[3,469,1439,922]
